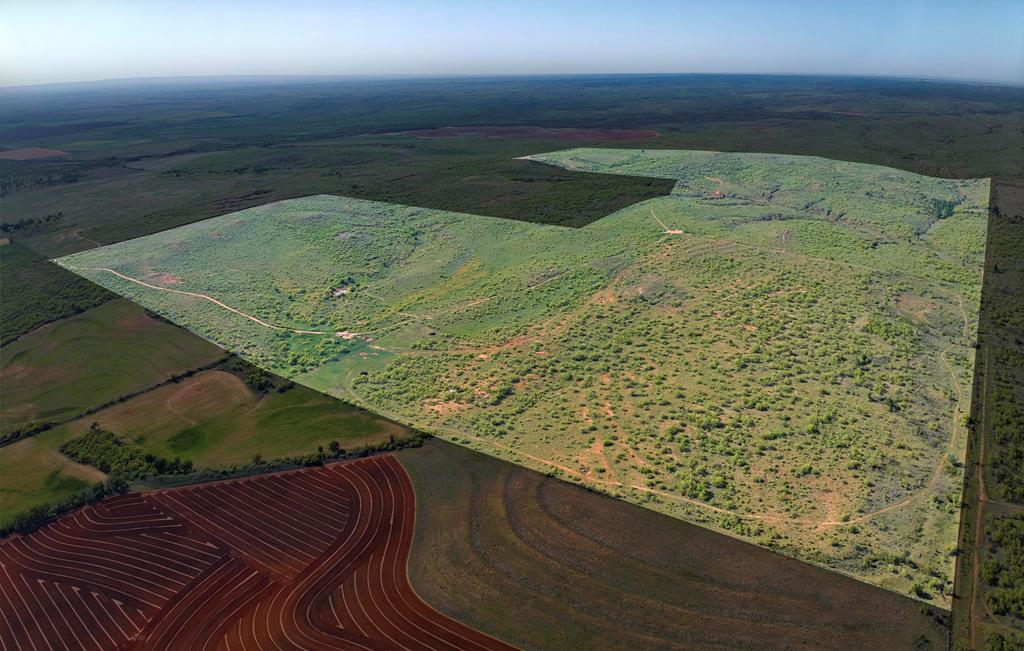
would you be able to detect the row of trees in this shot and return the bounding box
[143,431,428,491]
[0,478,129,536]
[0,211,64,234]
[7,425,429,538]
[60,423,194,480]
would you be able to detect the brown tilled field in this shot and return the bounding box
[393,125,658,140]
[0,438,953,650]
[0,147,68,160]
[402,439,950,650]
[0,455,517,651]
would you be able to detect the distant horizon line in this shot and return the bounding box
[3,70,1022,93]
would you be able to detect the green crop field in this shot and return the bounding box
[57,148,987,602]
[0,427,107,524]
[0,366,409,526]
[0,298,225,434]
[45,369,410,466]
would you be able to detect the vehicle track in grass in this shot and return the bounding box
[65,267,345,337]
[72,232,973,531]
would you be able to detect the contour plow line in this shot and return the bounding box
[217,456,518,651]
[0,458,520,651]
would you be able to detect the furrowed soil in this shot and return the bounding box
[0,455,517,651]
[400,439,948,650]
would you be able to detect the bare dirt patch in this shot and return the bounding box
[427,400,470,414]
[579,406,593,426]
[592,288,617,305]
[0,147,68,160]
[896,292,935,322]
[149,272,183,286]
[704,176,724,198]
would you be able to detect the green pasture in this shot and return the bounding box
[0,427,106,526]
[56,149,987,601]
[0,299,224,433]
[46,369,409,467]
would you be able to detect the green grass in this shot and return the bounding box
[0,240,113,345]
[0,426,106,525]
[44,369,409,466]
[57,149,986,602]
[1,366,409,526]
[0,299,225,433]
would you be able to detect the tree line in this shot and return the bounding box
[60,423,194,480]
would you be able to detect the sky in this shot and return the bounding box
[3,0,1022,87]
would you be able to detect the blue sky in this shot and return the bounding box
[3,0,1022,86]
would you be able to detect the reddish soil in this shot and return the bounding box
[704,175,724,198]
[0,147,68,160]
[0,456,517,651]
[393,126,658,141]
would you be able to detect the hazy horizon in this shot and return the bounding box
[4,71,1022,95]
[3,0,1022,88]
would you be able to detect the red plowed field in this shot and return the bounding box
[0,147,68,160]
[0,456,517,651]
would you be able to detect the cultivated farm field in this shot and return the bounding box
[0,455,514,650]
[58,149,987,600]
[402,438,949,650]
[0,364,411,527]
[0,428,107,523]
[0,299,224,434]
[47,369,410,467]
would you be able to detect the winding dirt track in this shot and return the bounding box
[67,267,339,337]
[0,456,517,651]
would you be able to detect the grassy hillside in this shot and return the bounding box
[47,369,409,466]
[57,149,986,601]
[0,299,225,434]
[0,428,107,522]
